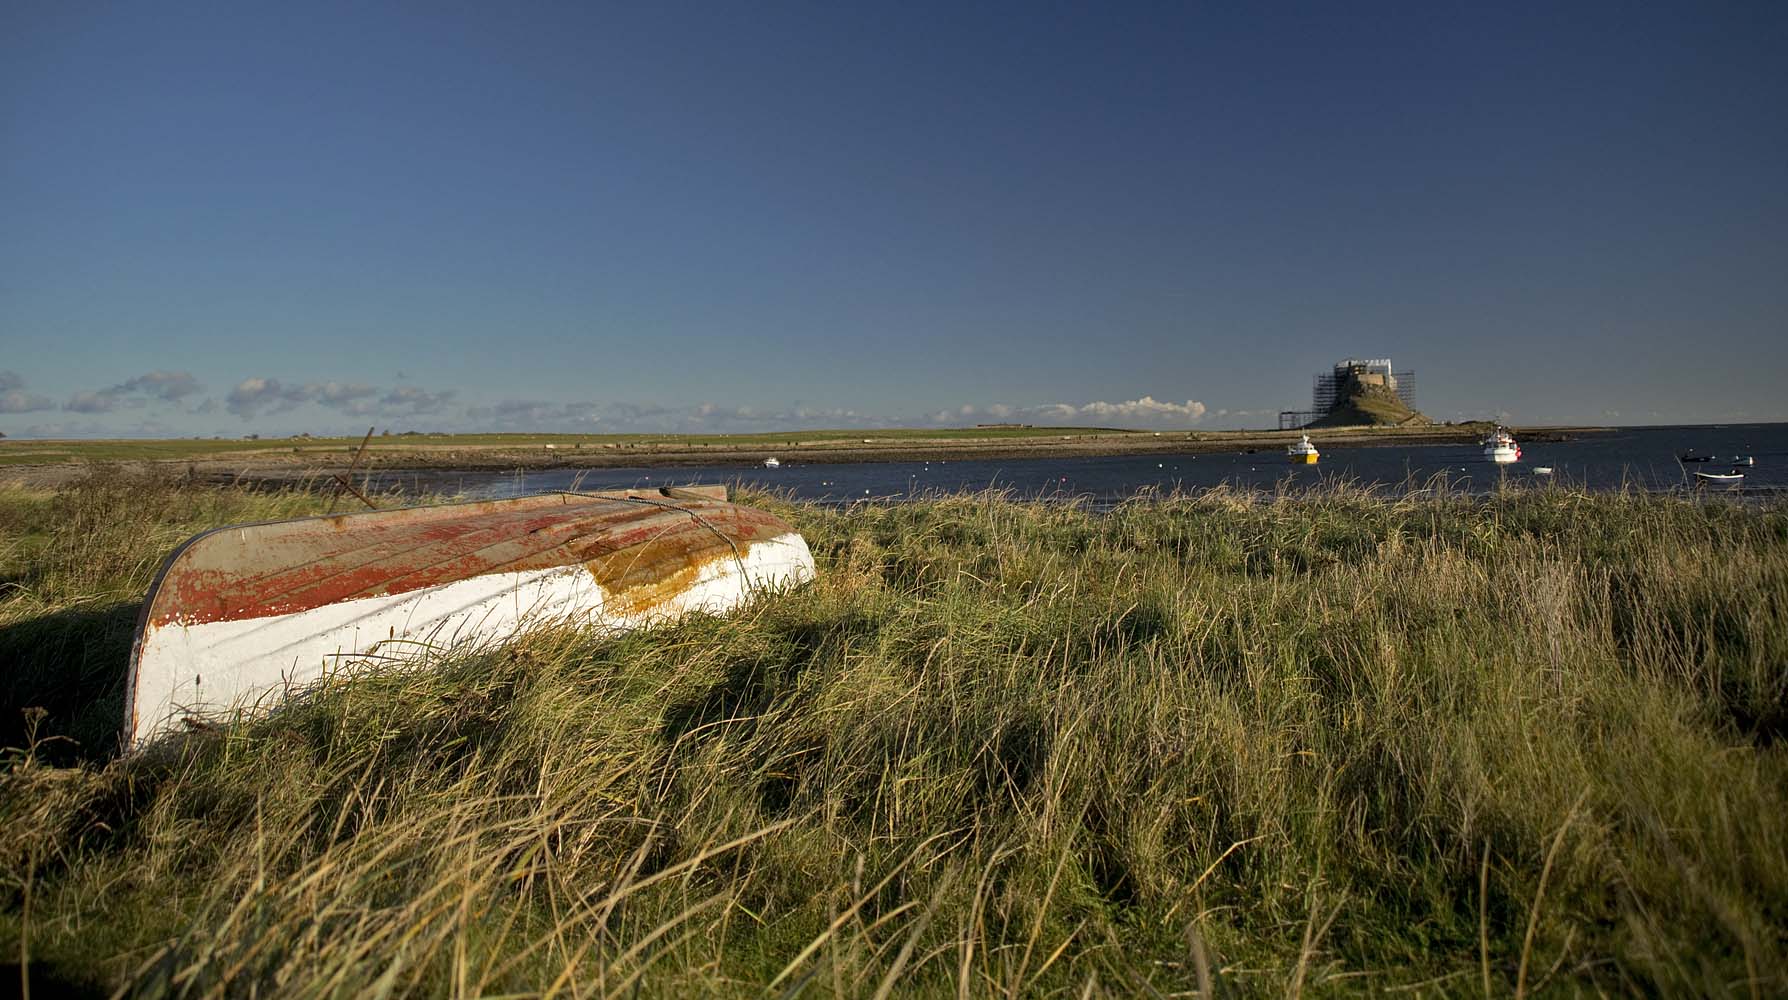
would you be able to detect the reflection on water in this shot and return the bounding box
[356,423,1785,504]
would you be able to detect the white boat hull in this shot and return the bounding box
[134,533,811,747]
[126,489,815,748]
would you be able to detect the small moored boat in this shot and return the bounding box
[1694,471,1744,486]
[1286,434,1320,464]
[762,457,782,468]
[126,486,814,748]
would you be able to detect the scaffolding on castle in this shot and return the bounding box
[1311,358,1416,412]
[1277,357,1419,429]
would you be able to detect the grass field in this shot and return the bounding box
[2,473,1785,996]
[0,427,1135,467]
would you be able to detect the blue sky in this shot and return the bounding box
[3,1,1784,437]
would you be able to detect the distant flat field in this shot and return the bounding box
[0,427,1133,466]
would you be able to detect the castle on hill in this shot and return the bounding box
[1280,358,1426,429]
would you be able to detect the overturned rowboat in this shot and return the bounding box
[125,486,814,748]
[1693,471,1744,487]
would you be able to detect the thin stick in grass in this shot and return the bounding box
[1516,790,1588,999]
[1479,839,1492,999]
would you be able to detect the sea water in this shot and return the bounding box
[362,423,1785,503]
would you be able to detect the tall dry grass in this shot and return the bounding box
[1,473,1784,996]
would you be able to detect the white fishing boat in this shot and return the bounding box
[1482,427,1521,464]
[1286,434,1320,464]
[1694,471,1744,486]
[762,457,781,468]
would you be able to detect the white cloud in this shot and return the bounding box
[65,390,132,414]
[948,396,1208,428]
[18,420,110,438]
[317,382,379,405]
[464,398,882,434]
[222,377,455,420]
[1,391,57,413]
[468,399,604,427]
[119,371,204,401]
[225,377,313,419]
[381,386,456,415]
[465,394,1206,434]
[0,373,56,414]
[65,371,207,412]
[1072,396,1207,424]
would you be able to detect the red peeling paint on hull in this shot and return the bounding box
[143,491,794,627]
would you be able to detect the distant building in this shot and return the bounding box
[1280,357,1417,429]
[1312,358,1415,411]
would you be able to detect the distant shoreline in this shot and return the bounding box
[0,424,1615,488]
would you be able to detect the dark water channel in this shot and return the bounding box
[358,423,1785,504]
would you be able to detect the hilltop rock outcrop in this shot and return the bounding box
[1305,380,1431,427]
